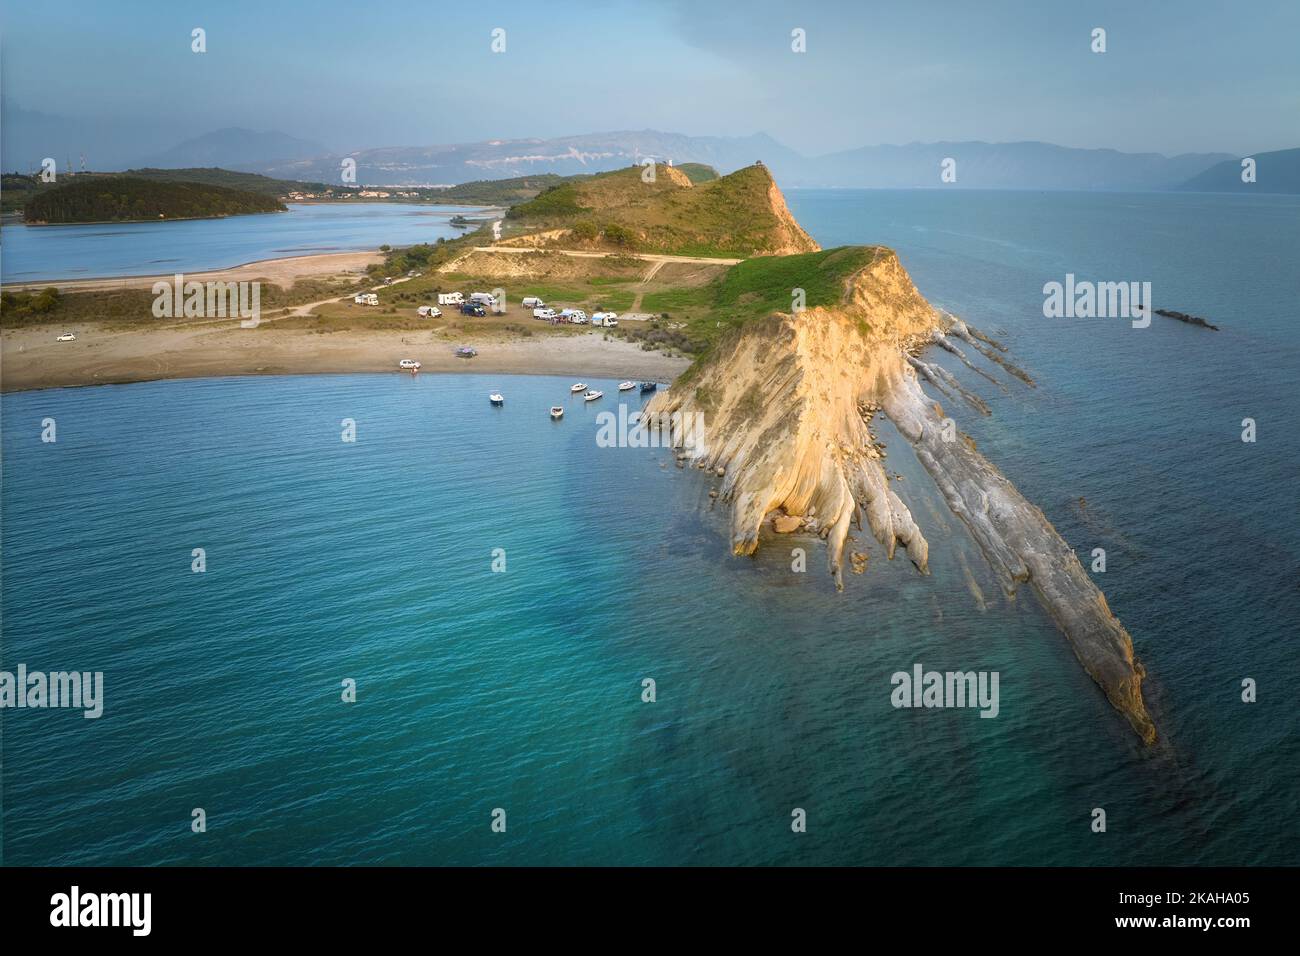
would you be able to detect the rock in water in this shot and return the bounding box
[773,514,802,533]
[643,242,1157,744]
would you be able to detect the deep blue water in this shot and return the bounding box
[3,191,1298,865]
[1,202,473,282]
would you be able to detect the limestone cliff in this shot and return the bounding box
[644,248,1157,744]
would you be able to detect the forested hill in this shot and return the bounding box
[23,177,287,224]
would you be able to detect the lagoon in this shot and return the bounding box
[1,202,478,283]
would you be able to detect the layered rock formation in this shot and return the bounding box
[644,246,1157,744]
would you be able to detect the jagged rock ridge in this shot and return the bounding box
[644,242,1157,744]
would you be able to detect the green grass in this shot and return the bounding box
[622,245,883,354]
[504,163,813,259]
[640,286,713,314]
[676,163,719,184]
[0,277,364,330]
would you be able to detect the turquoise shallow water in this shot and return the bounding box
[3,191,1298,865]
[1,202,471,282]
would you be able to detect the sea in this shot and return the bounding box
[2,202,474,282]
[2,190,1297,865]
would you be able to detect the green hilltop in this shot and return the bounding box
[23,176,287,224]
[506,162,817,258]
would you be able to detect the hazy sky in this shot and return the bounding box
[2,0,1296,159]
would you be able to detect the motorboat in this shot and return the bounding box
[617,381,636,391]
[489,393,504,406]
[550,406,564,420]
[570,382,588,392]
[584,390,604,402]
[639,381,658,393]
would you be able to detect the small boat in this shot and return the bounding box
[584,390,604,402]
[570,382,588,393]
[489,393,504,406]
[550,406,564,420]
[639,381,658,393]
[618,381,636,391]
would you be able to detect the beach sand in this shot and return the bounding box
[3,250,385,294]
[1,318,689,392]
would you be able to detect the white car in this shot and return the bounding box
[417,306,442,318]
[56,332,76,342]
[398,359,421,370]
[533,308,557,321]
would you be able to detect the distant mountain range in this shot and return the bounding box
[227,131,1273,192]
[1176,147,1300,193]
[136,128,329,170]
[251,131,802,187]
[7,115,1297,192]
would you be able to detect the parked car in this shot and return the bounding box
[592,312,619,327]
[560,309,588,324]
[456,346,477,358]
[398,359,421,370]
[461,303,486,316]
[417,306,442,318]
[533,308,557,321]
[353,293,379,306]
[56,332,76,342]
[437,292,464,306]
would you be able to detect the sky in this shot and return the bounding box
[1,0,1296,164]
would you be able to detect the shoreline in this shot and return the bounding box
[0,364,685,395]
[20,208,287,229]
[1,250,386,292]
[2,202,504,290]
[0,323,690,393]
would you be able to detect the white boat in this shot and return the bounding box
[617,381,636,391]
[570,382,588,392]
[489,393,504,406]
[550,406,564,420]
[584,390,604,402]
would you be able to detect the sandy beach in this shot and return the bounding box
[0,317,689,392]
[2,250,386,293]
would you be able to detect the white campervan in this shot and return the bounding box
[522,296,546,308]
[437,292,464,306]
[560,309,587,324]
[533,308,557,321]
[592,312,619,327]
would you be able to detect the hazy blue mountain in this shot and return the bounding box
[106,127,1262,191]
[242,132,1235,190]
[0,98,179,172]
[136,128,328,171]
[1177,147,1300,193]
[252,130,807,186]
[803,141,1233,190]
